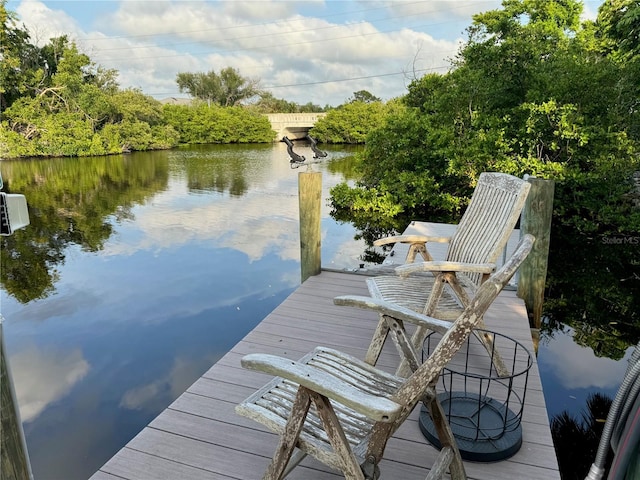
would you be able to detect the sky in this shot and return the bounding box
[7,0,602,107]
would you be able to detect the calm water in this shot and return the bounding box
[0,143,635,479]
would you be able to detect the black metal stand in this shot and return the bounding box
[420,329,532,462]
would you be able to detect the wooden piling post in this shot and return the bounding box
[1,319,33,480]
[517,177,554,329]
[298,170,322,283]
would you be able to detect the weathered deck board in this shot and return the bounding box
[90,265,560,479]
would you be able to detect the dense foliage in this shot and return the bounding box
[248,92,329,114]
[332,0,639,232]
[330,0,640,353]
[0,4,183,159]
[163,103,275,144]
[0,2,36,111]
[0,41,181,157]
[0,2,280,158]
[310,100,400,144]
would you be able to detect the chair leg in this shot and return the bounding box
[442,274,471,309]
[425,446,453,480]
[423,389,466,480]
[365,316,391,366]
[440,275,509,376]
[263,387,312,480]
[310,391,365,480]
[385,316,420,373]
[406,243,433,263]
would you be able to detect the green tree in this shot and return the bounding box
[348,90,381,103]
[329,0,640,353]
[598,0,640,59]
[176,67,260,106]
[310,100,393,144]
[0,35,179,158]
[248,92,326,113]
[0,0,39,112]
[163,103,274,144]
[298,101,328,113]
[332,0,639,234]
[249,92,297,113]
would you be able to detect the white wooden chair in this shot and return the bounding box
[365,173,531,376]
[235,235,534,480]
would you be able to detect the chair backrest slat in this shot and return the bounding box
[447,173,531,287]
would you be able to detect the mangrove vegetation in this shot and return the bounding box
[328,0,640,359]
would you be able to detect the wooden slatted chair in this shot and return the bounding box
[366,172,531,376]
[235,235,534,480]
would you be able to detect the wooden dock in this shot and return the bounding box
[90,261,560,478]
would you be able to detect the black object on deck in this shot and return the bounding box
[419,329,532,462]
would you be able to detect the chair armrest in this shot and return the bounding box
[241,353,402,422]
[334,295,453,335]
[373,234,451,247]
[395,261,496,277]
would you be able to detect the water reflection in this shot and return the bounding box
[1,153,169,303]
[10,345,90,422]
[0,143,365,480]
[538,325,634,419]
[543,229,640,361]
[4,142,637,479]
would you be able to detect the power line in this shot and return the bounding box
[148,64,451,97]
[263,66,449,89]
[80,1,425,41]
[86,0,487,54]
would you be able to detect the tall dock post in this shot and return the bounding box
[298,170,322,283]
[517,177,555,330]
[1,318,33,480]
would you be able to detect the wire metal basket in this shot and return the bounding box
[420,328,533,462]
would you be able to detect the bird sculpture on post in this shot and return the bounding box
[282,136,305,165]
[306,134,327,159]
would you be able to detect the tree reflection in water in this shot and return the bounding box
[0,152,169,303]
[551,392,612,480]
[544,228,640,361]
[543,228,639,479]
[0,144,364,480]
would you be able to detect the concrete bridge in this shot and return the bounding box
[265,113,326,141]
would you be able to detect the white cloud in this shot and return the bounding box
[101,149,350,263]
[11,0,467,105]
[543,329,634,390]
[10,346,90,422]
[15,1,86,43]
[581,2,600,22]
[120,354,218,411]
[15,0,596,106]
[119,381,163,410]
